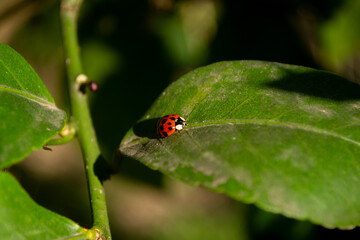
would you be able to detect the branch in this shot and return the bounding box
[60,0,111,239]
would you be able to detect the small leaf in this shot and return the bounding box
[0,43,66,168]
[119,61,360,229]
[0,171,87,239]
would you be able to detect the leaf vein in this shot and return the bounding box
[0,85,55,107]
[188,119,360,147]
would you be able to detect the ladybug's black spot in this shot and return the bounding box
[160,125,164,131]
[162,131,168,137]
[167,122,172,125]
[161,119,167,124]
[170,117,176,120]
[164,115,169,117]
[168,127,173,131]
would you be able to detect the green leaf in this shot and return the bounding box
[0,171,87,239]
[119,61,360,229]
[0,43,66,168]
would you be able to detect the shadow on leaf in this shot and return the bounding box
[133,118,161,139]
[266,71,360,101]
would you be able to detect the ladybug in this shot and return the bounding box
[158,114,187,138]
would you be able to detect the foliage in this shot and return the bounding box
[120,61,360,229]
[1,0,360,239]
[0,172,87,240]
[0,43,66,167]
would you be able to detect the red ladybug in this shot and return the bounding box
[158,114,187,138]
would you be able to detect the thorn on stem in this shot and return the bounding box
[76,74,98,94]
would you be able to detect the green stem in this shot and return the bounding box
[60,0,111,239]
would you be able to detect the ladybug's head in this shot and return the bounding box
[175,116,187,131]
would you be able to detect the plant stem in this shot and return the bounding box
[60,0,111,239]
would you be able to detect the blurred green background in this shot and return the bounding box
[2,0,360,239]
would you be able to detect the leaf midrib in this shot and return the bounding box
[123,119,360,148]
[0,85,54,107]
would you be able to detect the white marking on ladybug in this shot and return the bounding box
[175,124,183,131]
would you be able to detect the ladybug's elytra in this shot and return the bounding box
[158,114,187,138]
